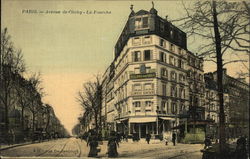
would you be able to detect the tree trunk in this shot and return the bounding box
[212,0,226,154]
[95,110,98,133]
[21,105,24,131]
[4,89,9,133]
[45,112,50,132]
[32,112,35,134]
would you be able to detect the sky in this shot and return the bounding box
[2,0,248,134]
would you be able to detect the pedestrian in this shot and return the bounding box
[107,131,119,158]
[235,136,247,159]
[116,132,121,143]
[87,130,99,157]
[146,133,151,144]
[172,132,176,146]
[204,136,212,149]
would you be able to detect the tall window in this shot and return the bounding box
[161,101,166,113]
[169,56,176,65]
[133,101,141,107]
[178,47,182,54]
[178,59,183,68]
[161,68,168,79]
[170,43,175,52]
[160,39,165,47]
[171,85,177,97]
[160,52,166,62]
[145,101,153,107]
[170,71,177,81]
[162,83,167,96]
[133,51,141,62]
[171,102,177,114]
[135,16,149,30]
[144,50,151,61]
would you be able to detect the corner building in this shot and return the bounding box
[102,6,203,139]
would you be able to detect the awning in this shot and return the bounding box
[129,117,156,123]
[159,117,175,121]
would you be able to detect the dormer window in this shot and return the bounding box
[135,16,149,30]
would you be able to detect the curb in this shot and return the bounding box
[0,142,35,151]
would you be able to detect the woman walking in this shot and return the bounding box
[107,131,119,157]
[87,130,99,157]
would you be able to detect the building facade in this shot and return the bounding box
[101,6,206,139]
[204,69,249,139]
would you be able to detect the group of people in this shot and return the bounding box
[85,130,119,158]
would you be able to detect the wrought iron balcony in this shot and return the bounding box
[130,72,156,79]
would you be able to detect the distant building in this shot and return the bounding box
[204,69,249,138]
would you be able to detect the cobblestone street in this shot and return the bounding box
[1,138,203,158]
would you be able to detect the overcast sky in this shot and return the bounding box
[2,0,248,134]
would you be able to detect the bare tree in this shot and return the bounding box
[0,28,26,133]
[171,0,249,154]
[77,76,102,134]
[26,73,44,135]
[14,74,30,132]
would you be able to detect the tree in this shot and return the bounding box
[26,73,44,134]
[77,76,102,134]
[0,28,25,133]
[171,0,249,154]
[14,74,30,132]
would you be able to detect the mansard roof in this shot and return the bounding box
[135,10,149,16]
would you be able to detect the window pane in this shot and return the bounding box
[134,51,141,62]
[142,17,148,28]
[144,50,151,61]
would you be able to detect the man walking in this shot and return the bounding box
[146,133,151,144]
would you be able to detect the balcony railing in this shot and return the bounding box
[132,90,154,96]
[130,72,156,79]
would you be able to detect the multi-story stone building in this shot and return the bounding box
[101,63,116,134]
[204,69,249,139]
[101,5,206,139]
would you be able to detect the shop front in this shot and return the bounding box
[116,116,176,139]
